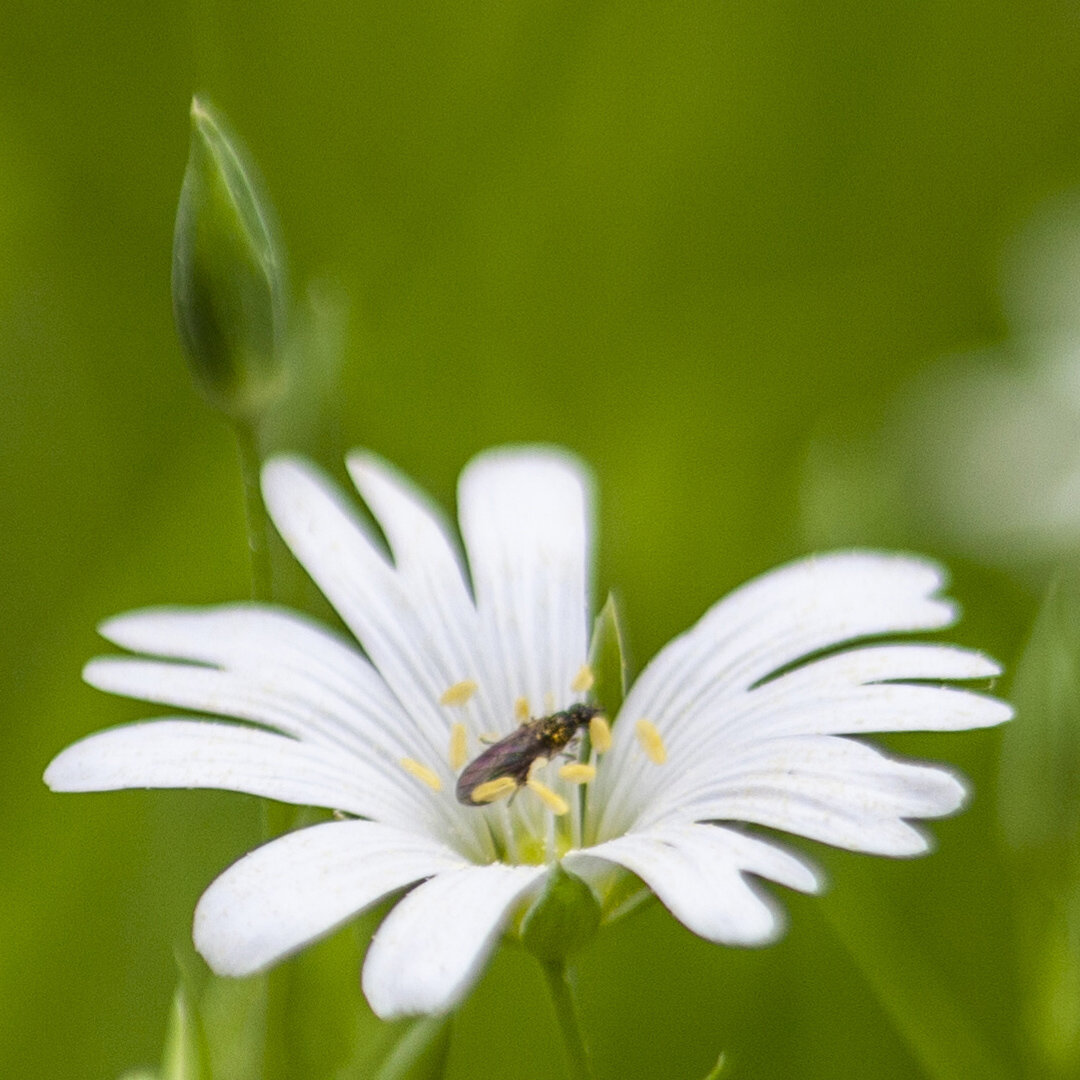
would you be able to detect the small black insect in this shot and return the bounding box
[456,702,602,805]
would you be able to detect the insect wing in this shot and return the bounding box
[455,724,543,804]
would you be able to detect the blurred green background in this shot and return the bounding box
[4,1,1080,1077]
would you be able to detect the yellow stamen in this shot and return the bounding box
[439,680,478,707]
[559,762,596,784]
[571,664,595,693]
[400,758,442,791]
[514,696,531,721]
[527,756,550,780]
[449,723,468,770]
[589,715,612,753]
[635,718,667,764]
[527,778,569,815]
[470,776,518,804]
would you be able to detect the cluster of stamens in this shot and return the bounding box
[397,664,668,821]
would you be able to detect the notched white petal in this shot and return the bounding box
[458,447,592,722]
[593,552,971,831]
[345,451,469,583]
[362,862,545,1019]
[776,643,1004,689]
[194,819,467,976]
[43,720,387,821]
[568,823,820,946]
[635,734,967,856]
[262,455,493,767]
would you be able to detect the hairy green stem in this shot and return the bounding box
[234,420,273,602]
[540,960,593,1080]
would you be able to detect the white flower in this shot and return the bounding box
[45,447,1011,1018]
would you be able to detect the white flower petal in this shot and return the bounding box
[84,653,407,757]
[634,677,1009,781]
[262,457,474,768]
[773,642,1003,688]
[95,604,416,757]
[194,819,468,975]
[345,450,514,732]
[362,861,546,1019]
[566,823,820,946]
[638,735,963,856]
[636,551,954,701]
[458,448,591,726]
[82,653,444,814]
[740,683,1011,741]
[594,553,962,832]
[44,720,395,822]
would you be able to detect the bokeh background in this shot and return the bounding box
[5,1,1080,1077]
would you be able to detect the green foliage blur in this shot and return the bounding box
[4,1,1079,1077]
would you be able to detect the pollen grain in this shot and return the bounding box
[469,776,518,804]
[449,723,468,770]
[589,715,613,753]
[635,719,667,765]
[527,778,570,815]
[559,762,596,784]
[400,758,443,791]
[440,680,479,707]
[571,664,595,693]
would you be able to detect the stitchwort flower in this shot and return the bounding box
[45,447,1010,1018]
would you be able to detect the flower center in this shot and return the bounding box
[396,671,667,864]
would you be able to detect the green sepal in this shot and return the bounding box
[587,592,629,721]
[999,563,1080,854]
[699,1052,729,1080]
[520,864,601,965]
[160,982,212,1080]
[597,866,652,925]
[370,1016,453,1080]
[172,96,289,422]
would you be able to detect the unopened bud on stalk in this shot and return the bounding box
[172,96,288,421]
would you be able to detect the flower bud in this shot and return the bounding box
[520,864,601,964]
[172,96,288,421]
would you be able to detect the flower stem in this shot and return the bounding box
[234,419,273,602]
[540,960,593,1080]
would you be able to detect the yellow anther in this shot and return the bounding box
[439,680,478,707]
[635,718,667,765]
[469,776,518,804]
[589,715,612,753]
[449,723,468,770]
[400,758,442,791]
[571,664,595,693]
[514,697,531,721]
[527,778,569,816]
[559,762,596,784]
